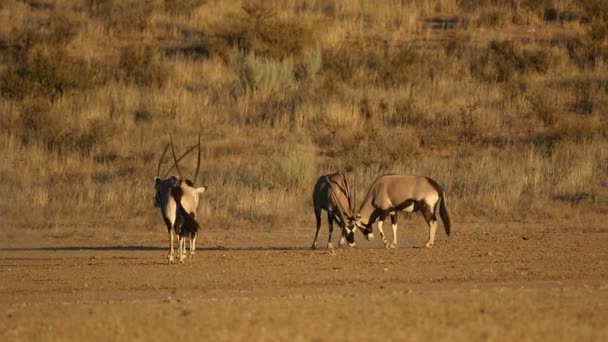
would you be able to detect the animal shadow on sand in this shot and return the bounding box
[0,245,310,252]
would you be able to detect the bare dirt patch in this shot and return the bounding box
[1,227,607,341]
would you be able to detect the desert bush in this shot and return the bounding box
[527,88,558,126]
[47,12,81,45]
[565,15,608,68]
[442,31,472,58]
[17,99,57,146]
[87,0,158,32]
[476,6,510,28]
[163,0,206,17]
[295,47,322,81]
[17,100,116,155]
[6,26,45,60]
[471,40,550,82]
[0,47,96,99]
[118,45,168,87]
[218,4,314,60]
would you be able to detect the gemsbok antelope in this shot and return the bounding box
[154,134,207,263]
[311,171,356,249]
[351,174,451,248]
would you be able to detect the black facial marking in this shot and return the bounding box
[346,231,355,243]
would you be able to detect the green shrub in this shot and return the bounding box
[231,136,317,192]
[231,47,294,94]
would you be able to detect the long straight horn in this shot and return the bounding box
[193,133,201,185]
[327,176,348,219]
[169,134,183,179]
[163,144,197,178]
[343,171,354,218]
[157,143,170,177]
[353,172,357,216]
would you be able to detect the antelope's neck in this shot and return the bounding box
[357,201,375,225]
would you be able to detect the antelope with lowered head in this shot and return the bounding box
[311,171,356,249]
[154,134,207,263]
[351,174,451,248]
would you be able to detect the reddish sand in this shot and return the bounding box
[1,226,607,341]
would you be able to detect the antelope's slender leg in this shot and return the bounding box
[176,235,181,262]
[425,220,438,248]
[420,202,437,248]
[389,213,398,248]
[312,208,321,249]
[327,212,334,249]
[339,227,346,246]
[378,220,388,248]
[178,235,186,263]
[168,228,175,263]
[190,233,196,260]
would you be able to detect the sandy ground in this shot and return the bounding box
[1,224,607,341]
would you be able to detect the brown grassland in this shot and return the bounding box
[0,0,607,229]
[0,0,607,341]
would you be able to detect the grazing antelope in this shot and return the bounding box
[154,134,207,263]
[311,171,356,249]
[351,174,451,248]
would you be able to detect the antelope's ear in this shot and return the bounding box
[195,186,207,194]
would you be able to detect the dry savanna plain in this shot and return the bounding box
[1,0,608,341]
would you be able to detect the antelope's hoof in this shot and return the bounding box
[389,243,398,249]
[424,243,434,248]
[339,237,347,246]
[168,255,175,263]
[327,242,334,250]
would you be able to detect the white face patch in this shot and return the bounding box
[404,203,415,212]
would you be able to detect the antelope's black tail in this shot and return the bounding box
[438,192,451,236]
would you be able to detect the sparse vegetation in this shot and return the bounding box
[0,0,606,232]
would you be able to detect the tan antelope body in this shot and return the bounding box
[353,174,451,248]
[311,171,356,249]
[154,135,207,263]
